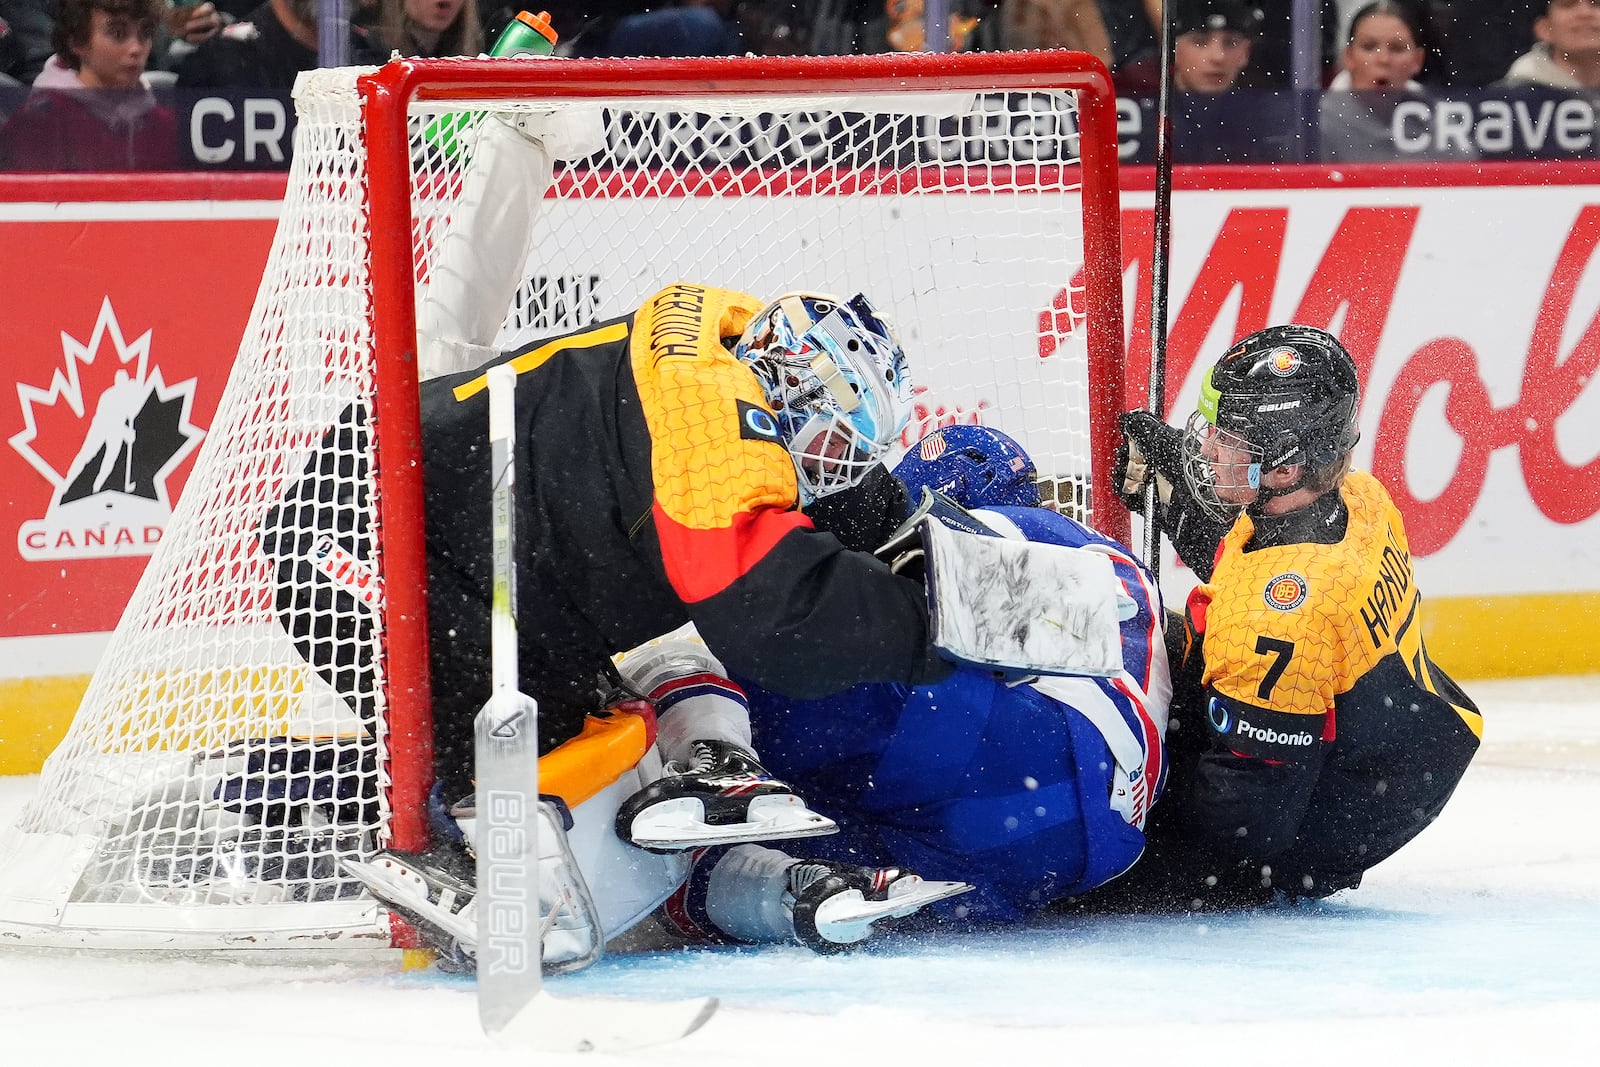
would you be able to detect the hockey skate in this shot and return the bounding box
[342,800,605,973]
[616,739,838,852]
[788,857,971,954]
[343,844,479,969]
[681,843,972,954]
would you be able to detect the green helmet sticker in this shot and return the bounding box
[1197,366,1221,426]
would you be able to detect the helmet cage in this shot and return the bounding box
[1182,410,1266,522]
[736,293,911,503]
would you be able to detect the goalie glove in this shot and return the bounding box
[873,486,1002,580]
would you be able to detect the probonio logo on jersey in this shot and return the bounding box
[736,399,783,444]
[1264,572,1309,611]
[1207,696,1233,734]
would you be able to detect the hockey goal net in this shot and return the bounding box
[0,52,1127,950]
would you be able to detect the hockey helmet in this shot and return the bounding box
[735,292,913,504]
[1182,325,1360,518]
[894,425,1041,509]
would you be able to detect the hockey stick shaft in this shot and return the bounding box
[476,365,545,1036]
[474,371,720,1051]
[1142,0,1176,581]
[488,366,519,700]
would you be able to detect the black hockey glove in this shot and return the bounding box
[805,462,912,553]
[1114,409,1185,516]
[1115,410,1233,579]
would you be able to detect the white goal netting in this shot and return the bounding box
[0,53,1125,949]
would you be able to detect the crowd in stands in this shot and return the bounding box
[2,0,1599,169]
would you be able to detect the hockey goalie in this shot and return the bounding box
[243,100,983,968]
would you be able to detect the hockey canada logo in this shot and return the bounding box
[1263,573,1309,611]
[10,299,205,561]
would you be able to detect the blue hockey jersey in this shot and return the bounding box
[742,506,1170,923]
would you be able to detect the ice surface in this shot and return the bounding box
[2,676,1597,1065]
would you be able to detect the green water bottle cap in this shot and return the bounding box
[493,10,559,57]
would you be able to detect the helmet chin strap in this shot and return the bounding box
[1243,463,1309,515]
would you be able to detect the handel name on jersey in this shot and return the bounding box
[10,299,205,561]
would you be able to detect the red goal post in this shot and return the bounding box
[0,51,1127,950]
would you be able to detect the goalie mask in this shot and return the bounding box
[1182,325,1360,520]
[735,292,913,504]
[894,425,1041,509]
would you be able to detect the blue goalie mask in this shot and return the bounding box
[735,292,913,504]
[894,425,1041,509]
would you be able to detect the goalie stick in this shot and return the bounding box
[475,365,718,1051]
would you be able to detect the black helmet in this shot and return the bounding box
[1183,325,1360,517]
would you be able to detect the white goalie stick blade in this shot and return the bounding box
[626,793,840,851]
[495,989,720,1054]
[812,878,974,947]
[475,688,554,1035]
[475,695,719,1052]
[474,366,718,1051]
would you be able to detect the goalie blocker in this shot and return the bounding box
[877,488,1133,680]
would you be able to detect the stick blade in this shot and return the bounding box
[491,990,720,1053]
[475,689,545,1035]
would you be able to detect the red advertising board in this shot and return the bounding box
[1,207,276,638]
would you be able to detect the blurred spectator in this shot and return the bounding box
[1240,0,1341,88]
[1101,0,1338,89]
[175,0,383,87]
[1,10,21,86]
[1,0,56,83]
[732,1,857,55]
[1330,0,1425,89]
[1499,0,1600,89]
[604,2,739,55]
[1428,0,1542,86]
[885,0,979,51]
[1115,0,1262,95]
[1095,0,1159,69]
[995,0,1111,64]
[376,0,482,56]
[0,0,181,169]
[1318,0,1472,161]
[156,3,224,71]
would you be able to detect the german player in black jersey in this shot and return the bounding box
[1093,325,1483,908]
[260,284,973,962]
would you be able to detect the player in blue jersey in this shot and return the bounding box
[647,426,1172,939]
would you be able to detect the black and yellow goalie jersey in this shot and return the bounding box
[417,284,945,792]
[1161,470,1482,901]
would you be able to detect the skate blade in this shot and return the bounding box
[812,878,973,944]
[628,794,839,852]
